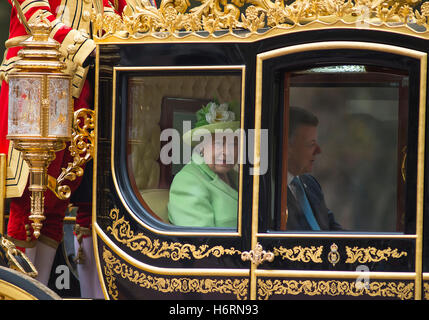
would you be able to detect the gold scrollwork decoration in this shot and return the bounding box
[49,108,95,200]
[107,208,241,260]
[345,246,408,264]
[91,0,429,39]
[102,247,249,300]
[272,245,323,263]
[257,279,414,300]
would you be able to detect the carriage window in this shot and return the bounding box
[279,65,408,233]
[126,70,243,230]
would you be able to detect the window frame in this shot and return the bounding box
[253,41,427,239]
[111,65,247,236]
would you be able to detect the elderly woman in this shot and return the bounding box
[168,101,240,228]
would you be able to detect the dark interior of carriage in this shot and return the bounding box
[277,66,409,233]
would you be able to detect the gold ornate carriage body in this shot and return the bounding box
[88,0,429,300]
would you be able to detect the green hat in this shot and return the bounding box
[183,100,240,146]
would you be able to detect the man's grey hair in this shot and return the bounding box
[288,106,319,139]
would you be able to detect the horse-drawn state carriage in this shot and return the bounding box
[2,0,429,300]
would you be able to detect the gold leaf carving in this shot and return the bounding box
[272,245,323,263]
[345,246,407,264]
[257,279,414,300]
[241,6,266,32]
[107,208,241,260]
[102,247,249,300]
[91,0,429,39]
[51,108,95,200]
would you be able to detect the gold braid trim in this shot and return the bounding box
[5,36,31,49]
[0,36,29,83]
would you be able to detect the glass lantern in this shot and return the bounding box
[7,19,72,238]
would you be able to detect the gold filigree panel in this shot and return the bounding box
[107,208,241,260]
[102,246,249,300]
[91,0,429,39]
[345,246,408,264]
[272,245,323,263]
[257,278,414,300]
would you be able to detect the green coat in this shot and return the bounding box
[168,153,238,228]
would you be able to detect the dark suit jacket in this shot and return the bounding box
[286,174,342,231]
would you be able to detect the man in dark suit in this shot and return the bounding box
[286,107,342,231]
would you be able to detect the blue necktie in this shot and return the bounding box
[291,177,321,230]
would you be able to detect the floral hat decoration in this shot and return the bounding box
[183,99,240,146]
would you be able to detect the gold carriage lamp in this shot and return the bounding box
[7,19,73,239]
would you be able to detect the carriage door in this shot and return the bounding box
[94,43,253,300]
[250,42,426,300]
